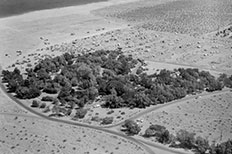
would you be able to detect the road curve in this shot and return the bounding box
[2,65,229,154]
[0,68,156,154]
[104,88,231,128]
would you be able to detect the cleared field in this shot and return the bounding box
[138,91,232,144]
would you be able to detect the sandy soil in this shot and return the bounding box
[137,90,232,144]
[0,0,139,68]
[0,1,155,154]
[1,0,232,153]
[0,94,148,154]
[91,0,232,146]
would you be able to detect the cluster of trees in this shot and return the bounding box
[142,124,232,154]
[2,49,232,110]
[172,129,232,154]
[144,124,171,144]
[210,140,232,154]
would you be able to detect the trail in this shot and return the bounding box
[1,65,230,154]
[104,88,231,128]
[0,68,155,154]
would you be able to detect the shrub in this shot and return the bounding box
[144,128,156,137]
[40,102,46,108]
[74,108,88,119]
[176,129,196,149]
[91,116,102,122]
[101,117,114,125]
[31,100,41,108]
[144,124,170,144]
[41,96,54,102]
[194,136,209,154]
[43,87,58,94]
[122,120,141,135]
[107,110,114,115]
[16,86,41,99]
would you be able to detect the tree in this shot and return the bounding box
[144,128,156,137]
[156,129,170,144]
[103,95,124,108]
[101,117,114,125]
[31,100,41,107]
[194,136,209,154]
[41,96,54,102]
[130,92,152,108]
[176,129,196,149]
[40,102,46,108]
[87,87,98,100]
[74,108,88,119]
[16,86,41,99]
[58,87,71,99]
[63,52,74,62]
[210,140,232,154]
[106,80,125,96]
[122,120,141,135]
[144,124,170,144]
[7,79,18,92]
[37,68,50,80]
[149,124,166,131]
[43,87,58,94]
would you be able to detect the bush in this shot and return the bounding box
[16,86,41,99]
[210,140,232,154]
[74,108,88,119]
[176,129,196,149]
[41,96,54,102]
[40,102,46,108]
[43,87,58,94]
[103,95,125,108]
[91,116,102,122]
[144,124,170,144]
[194,136,209,154]
[149,124,166,131]
[107,110,114,115]
[31,100,41,108]
[101,117,114,125]
[122,120,141,135]
[144,128,156,137]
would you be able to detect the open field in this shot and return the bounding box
[137,90,232,144]
[0,0,139,68]
[0,86,151,154]
[95,0,232,35]
[7,25,232,75]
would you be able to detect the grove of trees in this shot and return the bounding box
[143,124,232,154]
[1,49,232,111]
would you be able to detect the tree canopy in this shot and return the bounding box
[2,49,231,109]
